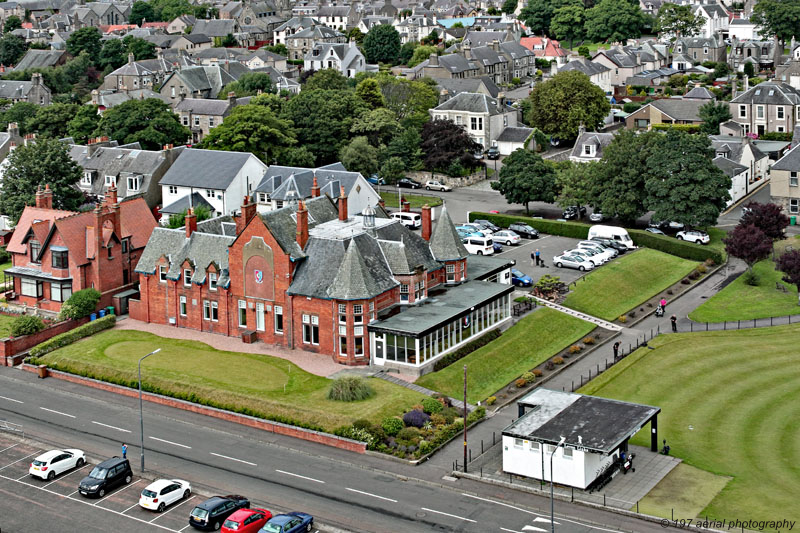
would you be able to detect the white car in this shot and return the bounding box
[139,479,192,513]
[553,254,595,271]
[29,449,86,480]
[589,211,604,222]
[462,222,493,235]
[425,180,452,192]
[491,230,521,245]
[565,248,605,266]
[577,241,616,261]
[579,240,618,257]
[676,230,710,244]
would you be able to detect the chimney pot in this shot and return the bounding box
[311,176,320,197]
[185,207,197,238]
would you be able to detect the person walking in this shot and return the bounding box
[535,248,541,267]
[660,297,667,310]
[670,314,677,332]
[613,341,620,359]
[121,443,127,459]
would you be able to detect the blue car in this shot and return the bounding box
[492,242,503,253]
[259,512,313,533]
[511,268,532,287]
[367,174,385,186]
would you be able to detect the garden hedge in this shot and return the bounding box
[469,212,723,264]
[29,314,116,357]
[432,329,502,371]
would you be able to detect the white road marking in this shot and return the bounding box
[150,436,191,449]
[0,443,19,453]
[276,469,325,483]
[94,479,141,506]
[500,528,526,533]
[0,452,36,470]
[43,463,87,488]
[345,487,397,502]
[521,527,547,532]
[179,525,191,532]
[421,507,477,523]
[0,395,23,403]
[92,421,131,433]
[16,472,30,480]
[123,502,141,513]
[151,495,195,522]
[39,407,75,418]
[533,517,557,524]
[210,452,256,466]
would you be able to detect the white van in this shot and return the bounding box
[462,235,494,255]
[391,212,422,229]
[588,225,635,249]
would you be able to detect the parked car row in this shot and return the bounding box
[553,238,628,272]
[28,449,313,532]
[647,221,710,245]
[373,177,454,191]
[457,219,542,256]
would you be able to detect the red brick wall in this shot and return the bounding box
[0,316,89,357]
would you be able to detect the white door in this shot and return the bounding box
[373,334,385,365]
[256,302,265,331]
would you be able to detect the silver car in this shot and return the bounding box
[565,248,605,266]
[553,254,595,271]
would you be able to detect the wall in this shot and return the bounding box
[0,316,89,359]
[406,170,486,189]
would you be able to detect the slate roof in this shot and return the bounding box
[254,164,370,202]
[159,148,261,189]
[160,192,215,215]
[710,136,767,165]
[772,143,800,171]
[496,127,533,144]
[91,89,167,109]
[192,19,236,38]
[175,97,231,116]
[713,155,747,176]
[435,76,500,98]
[731,81,800,105]
[559,58,610,76]
[13,49,65,70]
[429,206,467,261]
[684,86,715,100]
[433,92,503,115]
[462,30,508,47]
[0,80,44,99]
[435,53,477,74]
[570,131,615,159]
[649,98,706,122]
[69,144,174,198]
[470,45,507,67]
[260,195,339,260]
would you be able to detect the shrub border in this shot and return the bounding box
[29,314,116,357]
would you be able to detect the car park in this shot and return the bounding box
[397,178,422,189]
[676,230,710,244]
[565,248,605,266]
[492,242,503,253]
[461,222,493,235]
[222,507,273,533]
[260,512,314,533]
[562,206,587,220]
[590,237,628,253]
[511,269,532,287]
[139,479,191,513]
[491,230,520,245]
[189,495,250,531]
[455,225,487,237]
[588,225,635,249]
[508,222,539,239]
[425,180,451,191]
[578,239,618,257]
[553,253,594,271]
[577,241,616,261]
[29,449,85,481]
[462,235,494,255]
[486,147,500,160]
[78,457,132,498]
[473,219,501,233]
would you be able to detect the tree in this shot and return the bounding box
[59,288,101,320]
[740,201,790,242]
[218,34,237,47]
[584,0,646,44]
[0,34,26,66]
[3,15,22,34]
[363,24,401,64]
[350,108,398,146]
[398,42,417,65]
[1,101,38,134]
[340,136,380,177]
[28,103,80,138]
[776,249,800,304]
[699,100,732,135]
[0,138,85,222]
[68,105,101,144]
[578,45,591,58]
[151,0,194,21]
[491,149,558,214]
[550,6,585,49]
[66,27,102,62]
[304,68,348,91]
[420,119,482,174]
[345,27,365,46]
[556,160,598,211]
[384,126,423,171]
[129,1,156,26]
[263,44,288,56]
[123,35,157,60]
[408,45,438,67]
[200,104,297,164]
[378,76,438,130]
[752,0,800,44]
[380,156,406,184]
[420,28,440,46]
[502,0,519,14]
[525,70,610,141]
[520,0,557,36]
[249,92,284,114]
[355,77,384,109]
[95,98,190,150]
[167,205,212,229]
[221,72,273,97]
[724,224,773,278]
[98,39,127,70]
[743,61,755,78]
[654,3,704,37]
[644,130,731,228]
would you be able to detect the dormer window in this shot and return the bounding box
[583,144,595,157]
[127,176,140,191]
[105,175,116,186]
[29,240,41,262]
[209,272,217,291]
[52,250,68,269]
[81,172,92,186]
[159,265,167,282]
[183,268,192,286]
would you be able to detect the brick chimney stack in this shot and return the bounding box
[296,200,309,249]
[35,184,53,209]
[421,204,432,241]
[106,185,118,207]
[338,185,348,221]
[236,195,257,235]
[401,201,410,212]
[311,176,320,197]
[185,207,197,238]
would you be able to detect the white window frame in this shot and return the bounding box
[529,441,540,453]
[739,105,747,118]
[159,265,167,282]
[777,106,785,120]
[209,272,217,291]
[105,175,116,186]
[790,171,798,187]
[183,268,191,286]
[127,176,140,191]
[81,172,92,186]
[179,295,187,316]
[274,305,283,333]
[169,186,178,195]
[238,299,247,328]
[563,446,573,460]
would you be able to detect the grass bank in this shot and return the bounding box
[379,191,443,209]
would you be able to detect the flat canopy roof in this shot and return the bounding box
[504,389,660,454]
[467,254,515,281]
[368,280,513,337]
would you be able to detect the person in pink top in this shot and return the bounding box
[660,297,667,310]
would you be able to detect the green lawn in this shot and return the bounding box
[0,313,15,337]
[415,308,594,403]
[705,227,728,261]
[37,330,426,431]
[566,42,610,52]
[380,191,443,209]
[562,249,699,321]
[580,326,800,527]
[689,260,799,322]
[634,463,730,520]
[0,261,10,273]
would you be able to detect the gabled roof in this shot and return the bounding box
[159,149,263,190]
[160,192,215,215]
[433,92,504,116]
[560,58,610,76]
[649,98,706,122]
[429,206,467,261]
[684,86,715,100]
[496,127,533,144]
[731,81,800,105]
[713,155,747,176]
[570,131,615,159]
[436,76,500,98]
[13,49,65,70]
[7,206,74,254]
[175,97,231,116]
[192,19,236,37]
[260,195,339,260]
[772,143,800,171]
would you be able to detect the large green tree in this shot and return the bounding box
[350,108,398,146]
[67,105,101,144]
[3,15,22,34]
[556,160,598,212]
[303,68,349,90]
[502,0,519,14]
[383,126,423,171]
[98,39,127,70]
[752,0,800,43]
[525,70,610,141]
[654,3,704,37]
[520,0,557,36]
[1,101,38,134]
[66,27,102,62]
[28,103,81,139]
[491,149,558,214]
[378,76,438,130]
[123,35,157,61]
[220,72,273,97]
[355,77,384,109]
[584,0,646,44]
[408,45,439,67]
[644,130,731,228]
[699,100,733,135]
[0,138,84,222]
[0,34,26,66]
[340,136,380,177]
[363,24,401,64]
[129,1,155,25]
[550,5,586,49]
[94,98,190,150]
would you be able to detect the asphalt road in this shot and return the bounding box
[0,367,677,533]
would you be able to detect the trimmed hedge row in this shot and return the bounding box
[469,212,723,264]
[29,315,116,357]
[433,329,502,372]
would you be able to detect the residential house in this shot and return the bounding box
[241,49,287,71]
[101,53,156,91]
[625,68,679,88]
[729,81,800,136]
[558,58,612,94]
[12,49,67,71]
[394,11,441,44]
[430,92,516,149]
[273,16,318,45]
[519,36,569,66]
[175,93,248,144]
[89,89,169,112]
[711,135,768,203]
[159,65,242,104]
[494,126,533,156]
[683,86,716,100]
[357,15,392,35]
[625,98,707,130]
[5,186,157,314]
[418,51,480,80]
[713,155,749,206]
[172,33,213,52]
[776,55,800,91]
[287,25,345,61]
[436,76,500,103]
[673,36,726,64]
[729,38,779,72]
[569,126,615,163]
[639,0,663,17]
[770,138,800,214]
[591,47,645,88]
[167,15,196,34]
[694,3,728,39]
[192,19,238,40]
[499,40,536,80]
[728,17,760,41]
[0,73,50,105]
[304,41,367,78]
[314,5,355,31]
[467,42,510,85]
[158,148,268,222]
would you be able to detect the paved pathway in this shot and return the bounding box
[530,295,623,331]
[372,371,475,411]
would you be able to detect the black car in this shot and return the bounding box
[189,495,250,530]
[508,222,539,239]
[648,220,685,233]
[397,178,422,189]
[590,237,628,253]
[473,219,500,232]
[78,457,132,498]
[486,147,500,160]
[562,205,587,220]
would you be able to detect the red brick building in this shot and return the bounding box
[130,192,513,372]
[5,186,157,314]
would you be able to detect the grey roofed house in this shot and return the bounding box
[559,58,610,76]
[160,149,257,190]
[192,19,238,37]
[0,79,47,100]
[771,142,800,171]
[261,195,339,261]
[192,47,250,62]
[470,45,508,68]
[626,68,678,86]
[496,126,533,144]
[710,136,766,164]
[429,206,468,261]
[499,40,535,61]
[730,81,800,105]
[433,91,505,116]
[175,97,232,116]
[159,191,215,215]
[160,65,242,99]
[437,76,501,99]
[291,24,342,40]
[146,34,180,48]
[594,47,640,68]
[713,155,748,177]
[647,98,707,122]
[570,130,615,160]
[180,33,212,45]
[12,49,66,71]
[462,30,509,47]
[255,164,365,202]
[91,89,168,110]
[684,86,715,100]
[436,53,478,74]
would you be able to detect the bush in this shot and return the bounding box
[430,413,446,426]
[29,314,116,357]
[10,315,45,337]
[553,356,564,365]
[59,288,101,320]
[515,378,527,388]
[486,396,497,405]
[403,409,431,428]
[352,419,373,431]
[522,371,536,383]
[467,406,486,424]
[381,417,404,436]
[545,360,555,370]
[628,311,636,318]
[742,270,759,286]
[705,258,715,267]
[0,246,10,263]
[618,315,627,323]
[422,397,443,414]
[441,406,460,424]
[532,369,543,377]
[396,426,421,442]
[696,264,707,274]
[582,336,595,345]
[681,278,691,284]
[569,345,582,354]
[688,270,700,280]
[433,329,501,371]
[629,229,724,263]
[326,376,374,401]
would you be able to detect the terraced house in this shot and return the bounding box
[130,195,513,372]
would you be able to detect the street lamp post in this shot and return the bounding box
[138,348,161,472]
[550,436,566,533]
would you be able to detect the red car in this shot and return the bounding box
[221,508,273,532]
